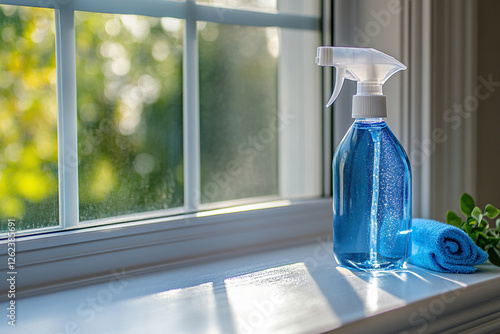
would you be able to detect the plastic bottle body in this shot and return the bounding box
[333,118,411,270]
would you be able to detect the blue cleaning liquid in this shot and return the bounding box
[333,118,411,270]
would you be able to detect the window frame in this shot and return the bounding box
[0,0,328,294]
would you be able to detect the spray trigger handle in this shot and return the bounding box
[326,67,346,107]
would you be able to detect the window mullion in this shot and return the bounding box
[183,0,201,212]
[55,5,79,227]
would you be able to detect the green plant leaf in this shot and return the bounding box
[485,204,500,219]
[477,231,489,241]
[471,206,483,223]
[460,193,475,216]
[464,223,473,234]
[446,211,462,228]
[450,193,500,255]
[487,237,500,244]
[478,219,489,232]
[488,247,500,267]
[486,229,497,237]
[467,217,477,229]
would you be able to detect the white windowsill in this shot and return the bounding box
[2,235,500,333]
[0,199,332,296]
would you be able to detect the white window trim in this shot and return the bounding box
[404,0,477,219]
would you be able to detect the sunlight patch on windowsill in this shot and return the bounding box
[196,200,291,218]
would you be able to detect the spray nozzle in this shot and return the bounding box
[316,47,406,116]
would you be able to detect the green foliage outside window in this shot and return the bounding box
[0,6,58,230]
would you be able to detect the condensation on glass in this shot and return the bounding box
[75,12,184,221]
[198,22,279,203]
[0,5,59,232]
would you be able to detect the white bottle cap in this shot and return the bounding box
[353,95,387,118]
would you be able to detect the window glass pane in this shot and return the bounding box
[199,22,278,204]
[75,12,184,221]
[0,5,58,232]
[197,0,277,12]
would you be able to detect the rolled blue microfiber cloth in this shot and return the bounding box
[409,218,488,273]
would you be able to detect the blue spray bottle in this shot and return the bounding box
[316,47,411,270]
